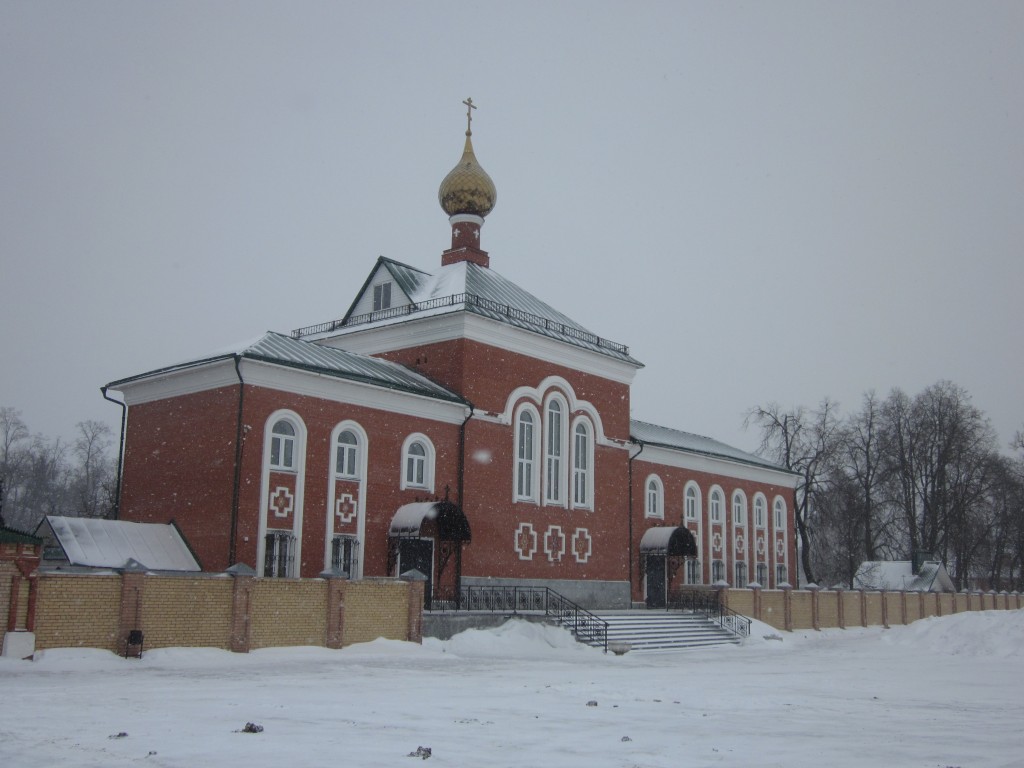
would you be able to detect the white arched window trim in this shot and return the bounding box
[513,403,540,503]
[684,482,701,521]
[644,474,664,519]
[732,489,748,527]
[543,392,569,507]
[753,493,768,529]
[325,421,368,577]
[257,410,307,578]
[709,486,725,523]
[400,432,436,492]
[571,416,594,510]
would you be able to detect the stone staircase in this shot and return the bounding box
[594,611,744,653]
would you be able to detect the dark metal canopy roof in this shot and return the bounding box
[639,526,698,557]
[389,501,471,543]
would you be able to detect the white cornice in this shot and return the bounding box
[111,358,469,425]
[318,312,640,384]
[635,444,799,488]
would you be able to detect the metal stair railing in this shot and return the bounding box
[668,588,751,639]
[430,585,609,652]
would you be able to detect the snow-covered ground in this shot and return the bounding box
[1,611,1022,768]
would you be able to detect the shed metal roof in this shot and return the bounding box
[42,516,200,571]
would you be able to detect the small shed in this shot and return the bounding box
[35,516,200,572]
[853,559,955,592]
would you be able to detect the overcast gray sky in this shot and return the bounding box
[2,1,1022,455]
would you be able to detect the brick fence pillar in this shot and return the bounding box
[227,563,256,653]
[6,572,21,633]
[118,561,148,654]
[900,591,907,624]
[322,569,348,649]
[836,587,845,629]
[808,584,820,631]
[400,569,427,645]
[751,584,761,621]
[881,591,889,629]
[781,584,793,631]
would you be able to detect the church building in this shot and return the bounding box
[105,102,798,610]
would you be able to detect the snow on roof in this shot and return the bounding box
[298,259,641,366]
[43,516,200,571]
[630,419,791,474]
[853,560,955,592]
[389,502,440,538]
[639,526,678,552]
[108,332,465,405]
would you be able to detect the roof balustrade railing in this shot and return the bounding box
[291,293,629,355]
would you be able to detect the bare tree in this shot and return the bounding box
[746,399,842,585]
[71,420,114,518]
[0,407,31,528]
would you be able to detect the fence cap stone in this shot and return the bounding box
[318,567,349,580]
[777,582,793,590]
[804,582,821,590]
[120,558,148,574]
[400,569,428,582]
[746,581,762,590]
[225,563,256,577]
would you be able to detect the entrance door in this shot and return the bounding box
[398,538,434,608]
[645,555,666,608]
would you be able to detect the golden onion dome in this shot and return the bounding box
[438,132,497,218]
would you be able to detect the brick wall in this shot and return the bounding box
[250,579,327,649]
[139,576,234,650]
[342,578,412,646]
[728,587,1023,632]
[25,572,421,655]
[33,574,122,652]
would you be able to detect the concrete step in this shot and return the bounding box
[584,611,743,653]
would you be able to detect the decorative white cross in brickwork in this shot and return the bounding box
[571,528,592,564]
[736,534,746,553]
[712,532,723,552]
[544,525,566,563]
[335,493,357,524]
[756,536,766,555]
[269,486,294,519]
[514,522,537,561]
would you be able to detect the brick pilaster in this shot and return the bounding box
[406,580,424,644]
[325,576,347,649]
[227,564,256,653]
[118,570,146,652]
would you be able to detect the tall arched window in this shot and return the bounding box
[515,408,537,501]
[270,420,296,470]
[336,430,359,478]
[400,433,435,492]
[645,475,664,519]
[732,490,747,527]
[544,398,565,505]
[710,489,723,522]
[754,494,767,528]
[572,420,593,509]
[685,485,698,520]
[774,498,786,530]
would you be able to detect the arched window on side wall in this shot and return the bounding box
[269,420,296,471]
[572,420,593,509]
[645,475,664,519]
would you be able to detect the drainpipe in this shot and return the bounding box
[228,355,246,565]
[456,401,475,508]
[100,386,127,520]
[627,439,645,604]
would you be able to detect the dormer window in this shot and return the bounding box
[373,281,392,311]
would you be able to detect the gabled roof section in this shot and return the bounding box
[294,259,641,366]
[340,256,432,325]
[107,332,465,405]
[39,516,200,571]
[630,419,793,474]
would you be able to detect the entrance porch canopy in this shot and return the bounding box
[639,526,697,557]
[388,501,471,542]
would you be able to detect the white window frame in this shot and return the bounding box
[734,560,748,587]
[684,483,700,521]
[732,490,747,527]
[335,429,360,479]
[400,433,435,492]
[712,559,725,583]
[571,418,594,510]
[709,487,724,523]
[373,281,392,311]
[513,404,540,503]
[753,493,767,529]
[644,474,664,519]
[269,419,297,471]
[773,497,786,531]
[685,558,702,585]
[543,394,569,507]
